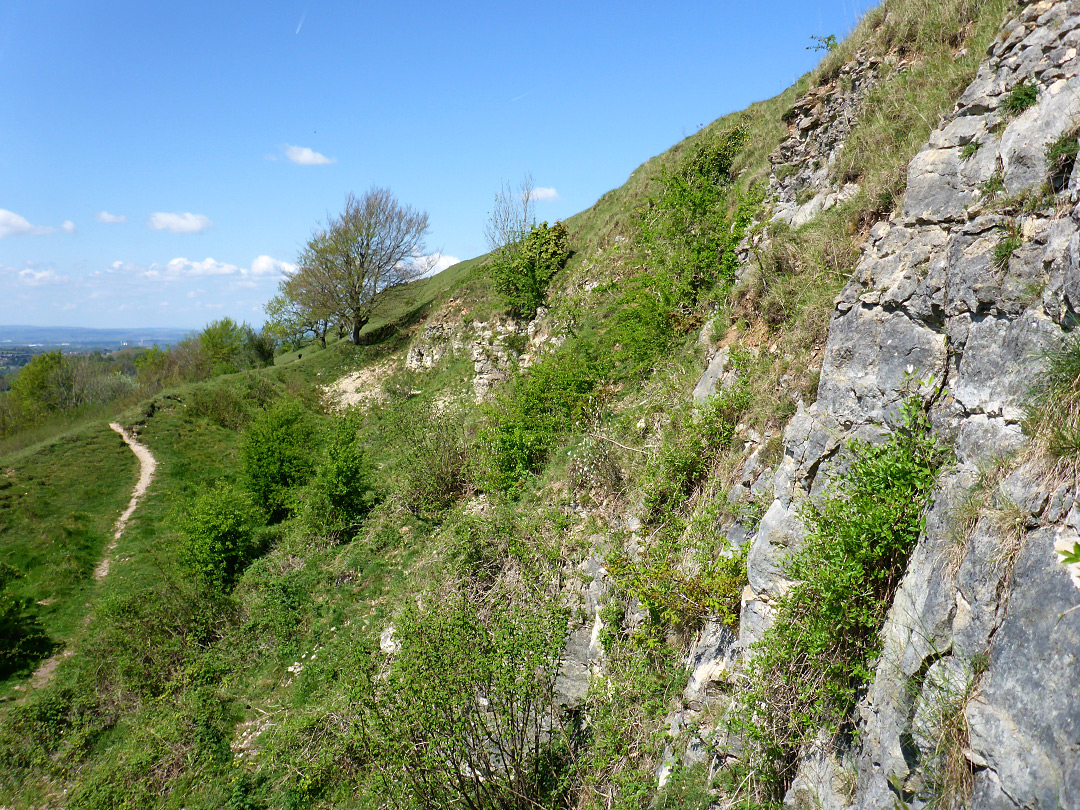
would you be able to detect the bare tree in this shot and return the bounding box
[278,188,432,345]
[483,173,535,256]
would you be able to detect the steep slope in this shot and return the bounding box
[718,2,1080,807]
[6,1,1079,808]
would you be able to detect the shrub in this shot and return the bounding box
[480,342,608,495]
[178,483,264,590]
[635,124,752,306]
[356,581,571,810]
[490,220,571,319]
[301,411,373,542]
[644,383,750,516]
[0,563,52,678]
[567,433,623,501]
[394,404,475,516]
[732,398,944,800]
[609,540,747,630]
[189,384,249,430]
[1002,80,1038,116]
[241,399,318,519]
[1046,128,1079,191]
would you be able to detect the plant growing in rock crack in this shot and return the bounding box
[980,171,1005,197]
[1002,80,1038,116]
[915,655,988,810]
[1024,334,1080,482]
[959,140,980,161]
[992,222,1022,272]
[985,489,1029,577]
[945,453,1014,575]
[1045,127,1080,192]
[729,396,945,803]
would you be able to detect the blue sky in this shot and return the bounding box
[0,0,868,330]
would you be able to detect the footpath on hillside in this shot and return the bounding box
[27,422,157,690]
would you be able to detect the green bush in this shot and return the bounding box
[480,341,609,495]
[241,399,318,519]
[178,483,264,590]
[356,581,570,810]
[189,384,250,430]
[732,399,944,800]
[609,541,747,630]
[301,411,373,542]
[1002,80,1038,116]
[199,317,276,376]
[635,123,751,305]
[644,383,750,516]
[0,563,52,678]
[490,220,571,319]
[393,403,475,516]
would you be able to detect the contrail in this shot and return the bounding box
[511,89,533,103]
[296,9,307,34]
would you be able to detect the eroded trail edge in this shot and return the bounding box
[93,422,157,580]
[27,424,158,691]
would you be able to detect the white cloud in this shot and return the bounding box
[96,211,127,223]
[62,220,76,233]
[532,187,561,202]
[143,255,295,281]
[283,144,336,166]
[166,257,239,276]
[19,268,62,286]
[0,209,53,237]
[147,212,213,233]
[250,255,297,276]
[418,252,460,278]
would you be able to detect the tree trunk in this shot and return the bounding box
[350,314,368,345]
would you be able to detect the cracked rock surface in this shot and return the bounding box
[736,3,1080,808]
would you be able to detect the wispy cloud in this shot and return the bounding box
[19,268,63,286]
[532,187,561,202]
[143,255,295,280]
[96,211,127,224]
[283,144,336,165]
[0,209,54,237]
[62,220,76,233]
[147,212,213,233]
[296,8,307,34]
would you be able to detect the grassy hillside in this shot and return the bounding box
[0,0,1021,806]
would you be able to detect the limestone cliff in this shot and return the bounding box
[734,3,1080,807]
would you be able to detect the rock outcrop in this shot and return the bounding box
[742,3,1080,808]
[676,3,1080,808]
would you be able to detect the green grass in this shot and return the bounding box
[0,422,135,692]
[0,0,1031,805]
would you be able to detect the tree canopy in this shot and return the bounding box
[270,188,431,345]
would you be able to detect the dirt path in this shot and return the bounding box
[26,423,157,691]
[93,423,157,580]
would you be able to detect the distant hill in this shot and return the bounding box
[0,324,193,350]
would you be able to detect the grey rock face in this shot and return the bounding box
[740,3,1080,808]
[768,53,899,227]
